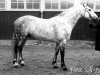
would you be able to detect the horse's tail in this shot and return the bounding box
[12,20,21,47]
[12,31,18,47]
[12,23,20,58]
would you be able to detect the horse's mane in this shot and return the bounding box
[50,4,82,20]
[56,6,74,17]
[58,9,70,17]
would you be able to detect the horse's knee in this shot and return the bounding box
[59,46,65,60]
[61,45,65,50]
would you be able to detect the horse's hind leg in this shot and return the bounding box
[12,30,28,67]
[52,42,60,68]
[13,44,19,67]
[12,32,20,68]
[18,35,28,66]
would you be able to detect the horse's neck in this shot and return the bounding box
[63,7,83,28]
[69,11,82,28]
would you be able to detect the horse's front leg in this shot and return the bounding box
[60,45,67,70]
[52,43,60,68]
[59,39,67,70]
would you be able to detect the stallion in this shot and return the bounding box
[12,2,98,70]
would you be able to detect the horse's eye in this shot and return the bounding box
[88,9,91,11]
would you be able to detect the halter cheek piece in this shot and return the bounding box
[82,4,92,19]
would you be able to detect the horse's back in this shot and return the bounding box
[14,15,58,41]
[13,15,72,42]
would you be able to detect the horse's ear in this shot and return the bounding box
[83,2,88,7]
[85,2,88,6]
[82,2,88,8]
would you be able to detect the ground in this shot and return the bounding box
[0,40,100,75]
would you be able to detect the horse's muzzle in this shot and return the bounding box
[90,18,98,25]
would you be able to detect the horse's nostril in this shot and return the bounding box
[92,18,98,23]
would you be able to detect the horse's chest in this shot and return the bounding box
[57,25,72,40]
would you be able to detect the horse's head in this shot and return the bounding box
[81,2,98,21]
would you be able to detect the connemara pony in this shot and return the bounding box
[12,3,98,70]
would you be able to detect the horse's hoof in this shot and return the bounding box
[14,65,19,68]
[19,60,25,66]
[52,63,58,69]
[62,67,67,71]
[13,63,19,68]
[52,61,57,69]
[61,66,67,71]
[53,65,58,69]
[20,63,25,66]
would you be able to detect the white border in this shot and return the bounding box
[0,0,100,12]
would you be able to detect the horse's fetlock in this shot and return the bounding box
[52,61,58,69]
[61,63,67,71]
[13,60,19,68]
[52,60,56,65]
[19,59,25,66]
[61,63,65,67]
[13,59,17,63]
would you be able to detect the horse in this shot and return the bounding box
[12,2,98,70]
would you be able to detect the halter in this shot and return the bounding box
[82,4,93,20]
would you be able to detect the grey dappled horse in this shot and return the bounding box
[12,2,98,70]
